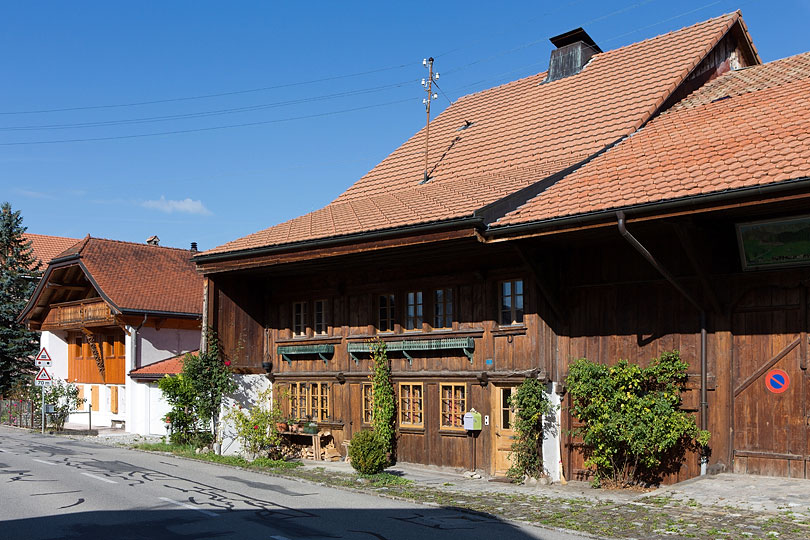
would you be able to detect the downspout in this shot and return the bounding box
[616,212,709,476]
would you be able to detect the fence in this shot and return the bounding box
[0,399,42,429]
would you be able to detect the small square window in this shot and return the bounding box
[439,383,466,430]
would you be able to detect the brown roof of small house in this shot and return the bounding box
[23,233,80,269]
[129,351,194,380]
[495,52,810,226]
[52,236,203,315]
[204,12,750,256]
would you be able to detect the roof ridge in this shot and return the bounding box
[81,235,195,252]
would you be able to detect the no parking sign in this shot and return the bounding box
[765,369,790,394]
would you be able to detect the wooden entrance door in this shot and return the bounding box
[732,285,809,478]
[491,385,516,477]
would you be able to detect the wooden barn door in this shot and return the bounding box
[732,285,809,478]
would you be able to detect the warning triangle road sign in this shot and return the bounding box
[36,348,51,362]
[35,368,52,382]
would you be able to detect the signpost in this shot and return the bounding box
[34,348,53,433]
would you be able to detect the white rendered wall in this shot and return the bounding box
[39,331,69,381]
[542,382,563,482]
[219,374,271,456]
[125,325,199,436]
[136,327,199,368]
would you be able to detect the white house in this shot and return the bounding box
[19,236,202,435]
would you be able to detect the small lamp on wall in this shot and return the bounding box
[335,372,346,385]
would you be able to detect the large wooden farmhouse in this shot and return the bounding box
[195,12,810,480]
[19,236,202,434]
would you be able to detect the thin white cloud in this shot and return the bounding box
[142,196,212,216]
[13,188,56,200]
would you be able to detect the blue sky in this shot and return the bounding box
[2,1,806,251]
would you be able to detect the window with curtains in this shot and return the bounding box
[399,383,424,427]
[439,383,466,430]
[289,382,330,421]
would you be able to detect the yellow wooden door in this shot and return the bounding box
[491,385,516,476]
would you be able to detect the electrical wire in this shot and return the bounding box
[0,79,419,132]
[0,62,418,116]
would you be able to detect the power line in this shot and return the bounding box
[0,97,416,146]
[0,62,418,116]
[0,79,419,132]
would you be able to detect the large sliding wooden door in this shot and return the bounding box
[732,285,809,478]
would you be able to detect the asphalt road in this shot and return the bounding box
[0,426,590,540]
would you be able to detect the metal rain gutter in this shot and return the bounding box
[193,216,486,265]
[616,211,709,476]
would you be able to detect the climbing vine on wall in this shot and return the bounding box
[369,339,395,460]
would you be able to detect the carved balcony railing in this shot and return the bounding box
[41,299,115,330]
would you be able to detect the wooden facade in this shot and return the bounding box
[203,198,810,480]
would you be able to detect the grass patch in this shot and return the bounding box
[360,472,413,487]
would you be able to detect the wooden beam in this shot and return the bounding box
[512,243,566,323]
[673,223,723,314]
[81,328,106,382]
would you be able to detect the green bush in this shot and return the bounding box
[348,429,388,475]
[507,378,554,482]
[566,351,710,487]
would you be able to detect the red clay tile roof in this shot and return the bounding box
[205,13,746,256]
[129,351,195,379]
[495,52,810,226]
[55,236,202,315]
[23,233,80,269]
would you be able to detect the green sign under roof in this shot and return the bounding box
[737,214,810,270]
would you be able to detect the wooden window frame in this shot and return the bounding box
[500,387,516,430]
[439,383,466,431]
[362,383,373,425]
[289,381,330,422]
[399,382,424,428]
[313,299,327,335]
[433,287,454,329]
[499,279,524,325]
[377,293,396,333]
[293,301,308,337]
[405,291,423,331]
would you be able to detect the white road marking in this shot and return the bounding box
[33,459,56,465]
[159,497,219,517]
[81,472,117,484]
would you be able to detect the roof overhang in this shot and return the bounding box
[486,176,810,242]
[194,216,486,274]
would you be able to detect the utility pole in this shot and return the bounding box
[422,57,439,183]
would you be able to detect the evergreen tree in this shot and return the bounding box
[0,202,41,396]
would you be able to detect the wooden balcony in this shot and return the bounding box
[41,299,116,330]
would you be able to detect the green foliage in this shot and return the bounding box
[159,331,237,445]
[369,339,395,458]
[158,372,205,444]
[348,429,388,475]
[359,472,413,487]
[566,351,710,487]
[42,378,84,430]
[224,386,285,458]
[0,202,41,397]
[507,378,554,481]
[182,331,237,441]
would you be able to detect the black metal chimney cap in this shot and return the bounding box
[549,27,602,53]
